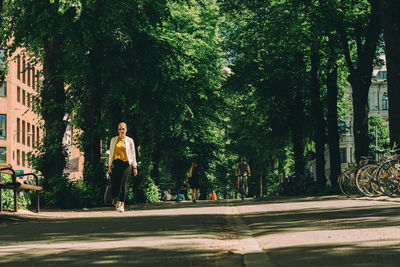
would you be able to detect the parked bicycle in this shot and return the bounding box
[340,147,400,198]
[376,149,400,197]
[339,160,365,198]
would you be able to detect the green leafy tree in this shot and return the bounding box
[336,0,383,161]
[1,0,79,205]
[368,114,390,154]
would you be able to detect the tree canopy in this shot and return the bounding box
[1,0,398,206]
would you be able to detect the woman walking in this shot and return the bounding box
[189,161,200,203]
[108,122,138,212]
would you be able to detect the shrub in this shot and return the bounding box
[134,176,160,203]
[0,173,31,211]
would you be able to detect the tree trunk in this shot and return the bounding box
[340,0,382,162]
[81,98,103,185]
[310,41,326,186]
[351,77,371,161]
[292,121,305,178]
[326,59,341,188]
[382,1,400,147]
[40,34,67,191]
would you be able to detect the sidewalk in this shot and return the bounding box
[2,196,400,266]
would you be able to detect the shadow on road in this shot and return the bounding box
[264,242,400,267]
[2,196,400,266]
[241,202,400,237]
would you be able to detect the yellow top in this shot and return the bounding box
[112,138,128,162]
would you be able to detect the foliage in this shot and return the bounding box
[368,114,390,154]
[2,0,72,205]
[0,174,31,210]
[265,182,280,198]
[280,174,316,196]
[1,0,395,205]
[134,175,161,203]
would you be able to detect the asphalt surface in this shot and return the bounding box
[2,195,400,266]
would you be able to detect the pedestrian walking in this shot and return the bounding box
[189,161,200,203]
[108,122,138,212]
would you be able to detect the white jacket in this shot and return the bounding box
[108,136,137,168]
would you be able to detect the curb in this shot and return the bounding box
[224,201,275,267]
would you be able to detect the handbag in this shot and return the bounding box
[104,185,113,205]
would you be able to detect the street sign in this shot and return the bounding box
[15,170,24,175]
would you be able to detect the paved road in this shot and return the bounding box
[1,196,400,266]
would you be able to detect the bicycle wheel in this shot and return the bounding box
[238,176,243,199]
[356,164,376,197]
[369,165,383,196]
[339,168,361,197]
[377,159,400,197]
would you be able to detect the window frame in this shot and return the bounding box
[382,93,388,110]
[0,147,6,163]
[0,114,6,139]
[0,82,6,97]
[339,148,347,163]
[22,89,26,106]
[22,120,25,145]
[17,86,21,102]
[17,149,20,166]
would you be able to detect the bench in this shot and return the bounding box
[0,164,42,213]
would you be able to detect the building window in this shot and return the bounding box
[22,120,25,145]
[369,92,377,111]
[349,147,353,163]
[27,64,31,87]
[37,127,40,145]
[17,149,20,166]
[22,151,26,167]
[348,121,353,136]
[32,68,35,89]
[27,123,31,147]
[22,90,26,105]
[382,93,388,110]
[17,118,20,143]
[340,148,347,163]
[17,86,21,102]
[27,93,31,108]
[0,147,6,163]
[0,82,6,97]
[17,57,21,80]
[32,125,35,148]
[0,49,6,76]
[22,59,26,83]
[0,114,6,139]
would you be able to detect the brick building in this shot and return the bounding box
[0,48,83,178]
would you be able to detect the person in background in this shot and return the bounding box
[108,122,138,212]
[189,161,200,203]
[179,180,188,200]
[235,158,251,197]
[211,191,217,200]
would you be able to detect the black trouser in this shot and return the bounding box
[111,159,132,202]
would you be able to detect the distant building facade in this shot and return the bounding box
[0,48,42,173]
[0,48,83,178]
